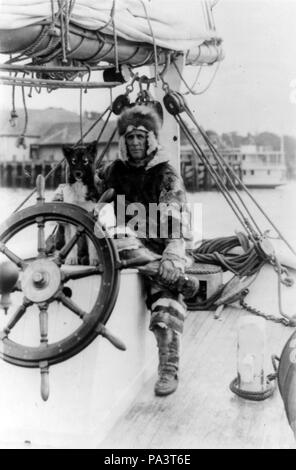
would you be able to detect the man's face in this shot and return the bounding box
[125,130,147,163]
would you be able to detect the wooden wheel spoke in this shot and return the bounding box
[39,361,50,402]
[4,298,33,335]
[0,200,120,370]
[39,302,49,346]
[55,226,85,263]
[0,242,26,269]
[62,266,103,283]
[36,216,46,256]
[56,293,86,320]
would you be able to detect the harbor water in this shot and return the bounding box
[1,183,296,246]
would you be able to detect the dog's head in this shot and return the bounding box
[63,141,97,183]
[62,141,99,200]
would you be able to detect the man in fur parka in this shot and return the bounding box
[97,105,191,396]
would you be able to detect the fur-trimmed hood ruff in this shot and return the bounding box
[117,105,161,137]
[117,105,164,167]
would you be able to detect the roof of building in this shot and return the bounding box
[39,119,118,145]
[0,107,118,146]
[0,107,80,137]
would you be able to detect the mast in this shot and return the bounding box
[151,55,185,175]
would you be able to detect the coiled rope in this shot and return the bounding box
[163,82,296,258]
[191,235,265,277]
[161,82,296,326]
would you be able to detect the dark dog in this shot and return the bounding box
[63,141,99,203]
[52,141,100,265]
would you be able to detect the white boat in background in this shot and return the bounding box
[181,143,287,191]
[239,144,287,188]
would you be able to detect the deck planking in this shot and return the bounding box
[99,306,296,449]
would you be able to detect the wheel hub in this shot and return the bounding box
[21,259,61,302]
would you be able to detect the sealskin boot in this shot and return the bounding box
[154,327,179,397]
[154,367,178,397]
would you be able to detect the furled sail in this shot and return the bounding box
[0,0,223,66]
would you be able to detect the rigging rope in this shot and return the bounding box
[173,58,220,95]
[94,109,113,146]
[5,24,52,64]
[79,77,84,144]
[58,0,67,63]
[64,0,71,55]
[49,0,59,37]
[13,101,113,213]
[3,2,173,71]
[182,106,263,236]
[183,101,296,256]
[183,66,203,96]
[69,0,77,16]
[162,84,295,257]
[161,84,296,326]
[96,127,117,169]
[204,0,215,31]
[20,83,28,140]
[96,0,115,32]
[110,0,119,73]
[13,157,66,213]
[50,0,55,23]
[76,105,111,146]
[176,113,258,243]
[9,74,18,127]
[161,85,296,326]
[139,0,159,85]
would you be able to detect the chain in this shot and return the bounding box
[124,72,139,96]
[239,289,296,327]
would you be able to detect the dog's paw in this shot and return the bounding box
[65,256,79,265]
[89,257,100,266]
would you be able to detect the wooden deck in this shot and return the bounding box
[100,306,296,449]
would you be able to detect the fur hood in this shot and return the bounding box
[117,105,161,137]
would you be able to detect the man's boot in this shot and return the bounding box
[154,327,179,397]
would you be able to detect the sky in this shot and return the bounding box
[193,0,296,136]
[0,0,296,136]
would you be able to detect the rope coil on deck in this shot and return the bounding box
[190,235,266,278]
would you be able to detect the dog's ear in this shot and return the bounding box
[87,141,98,161]
[62,144,73,161]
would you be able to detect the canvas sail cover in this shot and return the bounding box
[0,0,221,52]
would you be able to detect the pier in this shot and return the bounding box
[0,158,242,192]
[0,161,66,189]
[181,155,242,191]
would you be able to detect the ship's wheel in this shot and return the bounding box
[0,178,122,400]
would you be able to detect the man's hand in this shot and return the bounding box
[158,259,181,285]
